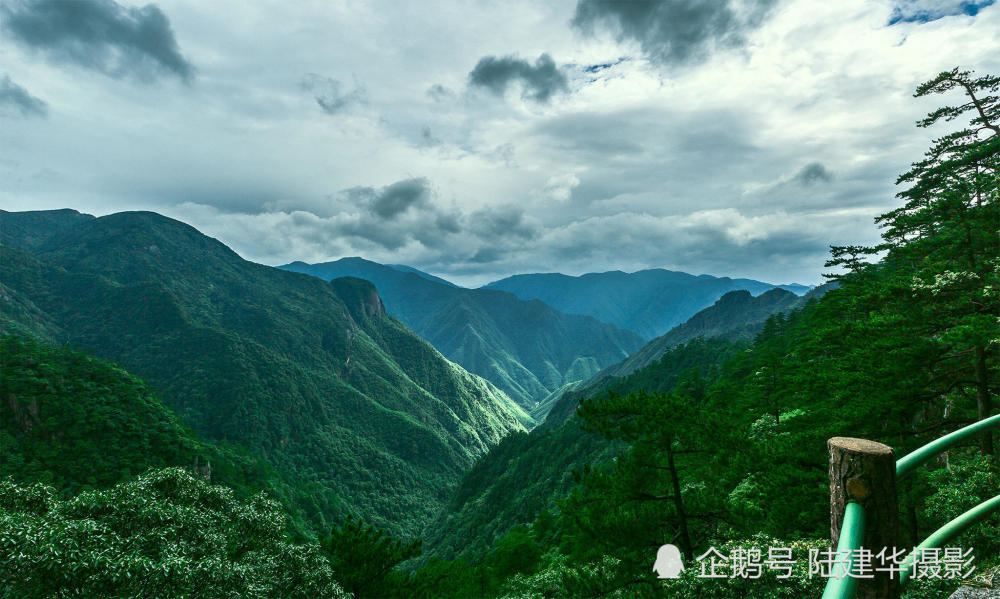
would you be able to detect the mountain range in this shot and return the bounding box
[0,208,527,537]
[0,207,816,545]
[281,258,645,419]
[424,280,820,558]
[484,269,811,339]
[541,283,834,425]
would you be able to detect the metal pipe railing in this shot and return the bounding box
[896,414,1000,478]
[821,502,866,599]
[899,494,1000,586]
[822,415,1000,598]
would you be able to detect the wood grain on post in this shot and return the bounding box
[829,437,901,599]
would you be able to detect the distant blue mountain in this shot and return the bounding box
[387,263,458,287]
[483,269,811,339]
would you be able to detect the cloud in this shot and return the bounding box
[173,200,847,287]
[418,126,441,147]
[539,173,581,202]
[0,0,193,82]
[426,84,455,102]
[0,75,48,117]
[571,0,778,66]
[795,162,833,185]
[468,53,569,102]
[582,58,628,73]
[4,0,998,289]
[366,177,431,219]
[468,204,540,242]
[300,74,367,115]
[888,0,995,24]
[339,180,429,222]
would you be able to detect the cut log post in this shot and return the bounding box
[829,437,901,599]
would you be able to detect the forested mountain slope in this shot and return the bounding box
[422,333,745,563]
[540,284,834,426]
[0,209,528,537]
[0,334,272,500]
[281,258,645,416]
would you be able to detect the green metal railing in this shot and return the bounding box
[896,415,1000,477]
[899,494,1000,585]
[821,414,1000,598]
[821,502,866,599]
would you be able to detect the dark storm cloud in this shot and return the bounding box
[300,74,367,115]
[372,178,431,219]
[888,0,995,24]
[571,0,777,65]
[0,75,48,117]
[0,0,193,82]
[434,211,462,234]
[468,54,569,102]
[796,162,833,185]
[344,178,431,220]
[468,205,539,242]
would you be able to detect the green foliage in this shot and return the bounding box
[0,333,331,540]
[919,453,1000,559]
[322,515,422,599]
[0,467,348,598]
[423,421,611,564]
[1,335,215,492]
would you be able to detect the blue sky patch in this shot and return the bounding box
[888,0,995,25]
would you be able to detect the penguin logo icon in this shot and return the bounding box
[653,544,684,579]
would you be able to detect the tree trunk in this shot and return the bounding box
[829,437,900,599]
[666,443,693,560]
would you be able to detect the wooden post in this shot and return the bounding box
[829,437,900,599]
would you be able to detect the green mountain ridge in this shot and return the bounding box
[424,334,746,562]
[280,257,645,417]
[0,208,528,537]
[483,269,812,339]
[542,283,834,426]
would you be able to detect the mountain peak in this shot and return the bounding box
[716,289,754,304]
[331,276,387,321]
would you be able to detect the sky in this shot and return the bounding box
[1,0,998,287]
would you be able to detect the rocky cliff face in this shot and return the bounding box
[330,276,387,322]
